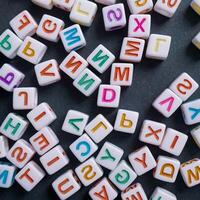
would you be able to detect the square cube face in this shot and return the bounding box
[102,3,126,31]
[139,120,166,146]
[69,134,98,162]
[69,0,97,27]
[0,113,28,141]
[9,10,38,40]
[37,14,65,42]
[146,34,171,60]
[53,0,75,11]
[0,63,25,92]
[95,0,116,5]
[191,0,200,15]
[114,109,139,134]
[159,128,188,156]
[85,114,113,143]
[150,187,177,200]
[120,37,145,62]
[128,14,151,39]
[17,36,47,64]
[31,0,54,9]
[109,160,137,191]
[0,136,9,158]
[75,157,103,186]
[127,0,153,14]
[192,32,200,50]
[110,63,134,86]
[96,142,124,170]
[152,89,182,118]
[191,126,200,148]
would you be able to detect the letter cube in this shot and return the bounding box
[128,146,156,176]
[152,89,182,118]
[52,170,81,200]
[0,63,25,92]
[0,162,17,188]
[102,3,126,31]
[87,44,115,73]
[114,109,139,134]
[127,0,153,14]
[17,36,47,64]
[9,10,38,39]
[0,29,22,59]
[13,87,38,110]
[37,14,65,42]
[59,51,88,79]
[75,157,103,186]
[27,102,57,131]
[181,99,200,125]
[128,14,151,39]
[191,0,200,15]
[34,59,61,86]
[110,63,134,86]
[169,72,199,101]
[6,139,35,168]
[146,34,171,60]
[153,155,180,183]
[85,114,113,143]
[69,0,98,27]
[69,133,98,162]
[60,24,86,52]
[89,177,118,200]
[62,110,89,136]
[120,37,145,62]
[31,0,53,9]
[160,128,188,156]
[192,32,200,50]
[0,136,9,158]
[15,161,45,191]
[180,158,200,187]
[53,0,75,11]
[0,113,28,141]
[29,126,59,155]
[191,126,200,148]
[154,0,182,18]
[109,160,137,191]
[121,183,148,200]
[73,68,101,96]
[40,145,69,175]
[150,187,177,200]
[96,141,124,170]
[95,0,116,5]
[139,120,166,146]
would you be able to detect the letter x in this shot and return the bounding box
[133,18,146,32]
[145,126,162,140]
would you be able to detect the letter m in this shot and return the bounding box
[64,28,80,46]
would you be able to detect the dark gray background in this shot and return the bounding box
[0,0,199,199]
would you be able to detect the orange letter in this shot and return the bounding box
[134,153,147,168]
[42,20,57,33]
[33,134,49,151]
[18,15,31,30]
[11,147,27,162]
[125,41,140,57]
[19,91,28,106]
[114,67,130,82]
[19,168,33,183]
[58,178,74,194]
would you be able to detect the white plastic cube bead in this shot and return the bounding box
[153,156,180,183]
[191,0,200,15]
[27,102,57,131]
[52,170,81,200]
[9,10,38,40]
[69,133,98,162]
[89,177,118,200]
[17,36,47,64]
[31,0,53,10]
[87,44,115,73]
[128,14,151,39]
[40,145,69,175]
[29,126,59,155]
[0,29,22,59]
[0,113,28,141]
[128,146,156,176]
[62,110,89,136]
[85,114,113,143]
[73,68,101,96]
[75,157,103,186]
[6,139,35,168]
[114,109,139,134]
[191,126,200,148]
[127,0,153,14]
[15,161,45,191]
[53,0,75,11]
[146,34,171,60]
[0,136,9,158]
[59,51,88,79]
[34,59,61,86]
[60,24,86,52]
[102,3,126,31]
[152,89,182,118]
[0,63,25,92]
[96,142,124,170]
[109,160,137,191]
[150,187,177,200]
[159,128,188,156]
[139,120,166,146]
[192,32,200,50]
[95,0,116,5]
[13,87,38,110]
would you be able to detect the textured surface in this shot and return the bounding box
[0,0,200,199]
